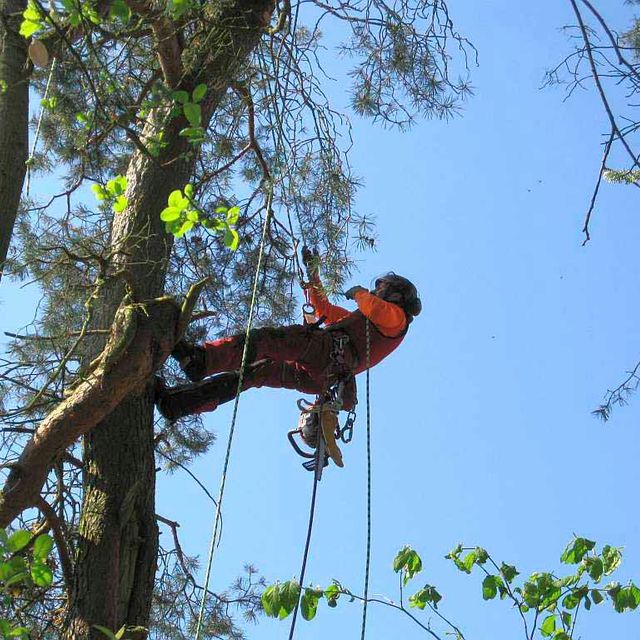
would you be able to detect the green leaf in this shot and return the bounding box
[0,620,11,635]
[610,585,639,612]
[8,626,29,638]
[482,575,502,600]
[186,210,199,223]
[165,220,182,235]
[20,19,41,38]
[168,189,187,209]
[392,546,423,584]
[178,127,205,141]
[540,614,556,637]
[561,592,580,610]
[174,220,194,238]
[301,588,320,621]
[602,546,622,575]
[591,589,604,605]
[7,557,26,573]
[192,84,207,103]
[226,205,240,225]
[561,537,596,565]
[3,571,29,588]
[7,530,31,553]
[173,90,189,105]
[31,562,53,587]
[91,184,108,201]
[215,206,229,214]
[109,0,131,24]
[277,580,300,620]
[324,582,340,607]
[93,625,117,640]
[0,80,7,94]
[553,633,570,640]
[113,196,128,214]
[201,217,225,231]
[168,0,192,18]
[409,585,442,610]
[23,0,41,21]
[585,557,604,582]
[160,207,181,222]
[33,534,54,562]
[500,562,519,583]
[183,103,202,128]
[20,0,43,38]
[184,183,194,198]
[261,585,280,618]
[462,550,477,573]
[223,227,239,250]
[474,547,488,564]
[107,175,127,196]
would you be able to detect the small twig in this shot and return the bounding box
[581,130,613,244]
[37,497,73,592]
[341,590,450,640]
[156,514,197,586]
[232,83,272,181]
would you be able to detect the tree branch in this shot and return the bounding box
[0,280,208,527]
[37,497,73,593]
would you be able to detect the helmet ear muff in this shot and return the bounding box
[405,296,422,317]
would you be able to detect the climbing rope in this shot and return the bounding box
[287,439,324,640]
[194,189,274,640]
[26,58,56,196]
[195,5,310,634]
[360,319,372,639]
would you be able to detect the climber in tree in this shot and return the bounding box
[155,247,422,420]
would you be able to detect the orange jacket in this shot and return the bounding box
[305,275,407,337]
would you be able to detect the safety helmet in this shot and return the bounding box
[374,273,422,317]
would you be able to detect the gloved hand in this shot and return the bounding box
[301,246,320,277]
[344,285,367,300]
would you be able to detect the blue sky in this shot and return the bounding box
[2,1,640,639]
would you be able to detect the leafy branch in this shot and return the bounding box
[262,537,639,639]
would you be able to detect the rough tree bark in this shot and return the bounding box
[0,0,28,283]
[63,2,276,637]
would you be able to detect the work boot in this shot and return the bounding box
[154,373,240,421]
[171,340,207,382]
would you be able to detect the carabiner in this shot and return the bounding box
[340,411,356,444]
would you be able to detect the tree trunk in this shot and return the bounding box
[0,0,28,283]
[65,2,275,637]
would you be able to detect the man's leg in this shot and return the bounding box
[172,325,332,382]
[156,360,326,420]
[204,326,333,376]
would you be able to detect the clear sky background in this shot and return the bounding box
[2,1,640,639]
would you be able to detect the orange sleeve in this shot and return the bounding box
[354,290,407,337]
[305,274,350,325]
